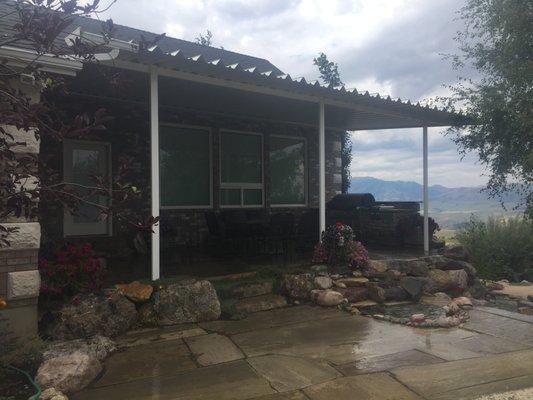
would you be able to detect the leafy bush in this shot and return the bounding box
[313,222,369,272]
[456,216,533,281]
[39,242,106,299]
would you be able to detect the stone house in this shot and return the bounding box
[0,2,462,336]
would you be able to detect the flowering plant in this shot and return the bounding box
[39,242,106,299]
[312,222,369,272]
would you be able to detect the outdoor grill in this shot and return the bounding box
[326,193,435,248]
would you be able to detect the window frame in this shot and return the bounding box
[269,134,308,208]
[219,129,264,208]
[62,139,112,238]
[159,123,213,210]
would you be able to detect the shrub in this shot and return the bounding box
[39,242,106,299]
[313,222,369,272]
[456,216,533,281]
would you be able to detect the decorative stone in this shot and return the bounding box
[410,314,425,323]
[446,270,468,294]
[115,281,153,303]
[366,284,386,303]
[152,280,221,325]
[335,287,367,303]
[487,282,505,291]
[281,273,314,300]
[421,292,452,307]
[334,281,347,288]
[518,307,533,316]
[366,260,388,276]
[444,302,460,316]
[443,244,471,262]
[310,265,328,274]
[314,276,333,290]
[43,335,116,362]
[400,277,427,301]
[36,351,102,393]
[7,270,40,300]
[427,269,453,293]
[234,294,287,314]
[453,296,473,308]
[336,277,369,287]
[384,287,410,301]
[311,289,345,307]
[39,387,69,400]
[0,222,40,249]
[228,281,273,298]
[44,290,138,340]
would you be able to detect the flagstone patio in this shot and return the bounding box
[73,305,533,400]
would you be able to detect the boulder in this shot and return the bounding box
[44,290,138,340]
[487,282,505,291]
[281,273,314,300]
[364,260,388,277]
[447,269,468,295]
[469,279,489,299]
[310,289,345,307]
[152,280,221,325]
[366,284,386,303]
[36,351,101,393]
[421,292,452,307]
[518,307,533,316]
[423,256,477,278]
[228,281,273,298]
[43,335,115,362]
[314,276,333,290]
[336,287,368,303]
[400,277,428,301]
[443,244,471,262]
[389,259,429,277]
[410,314,425,323]
[384,287,410,301]
[444,301,460,316]
[453,297,473,308]
[115,281,153,303]
[427,269,453,293]
[234,294,287,314]
[40,388,69,400]
[336,277,369,287]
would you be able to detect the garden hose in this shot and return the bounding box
[4,364,41,400]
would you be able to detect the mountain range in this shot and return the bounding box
[349,176,522,228]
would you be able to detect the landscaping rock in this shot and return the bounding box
[314,276,333,290]
[364,260,388,277]
[44,290,137,340]
[518,307,533,316]
[366,284,386,303]
[336,286,367,303]
[333,281,347,288]
[40,388,69,400]
[469,279,489,299]
[442,244,471,262]
[152,280,221,325]
[444,301,460,316]
[446,269,469,294]
[388,259,429,277]
[137,302,158,326]
[36,351,101,393]
[421,292,452,307]
[311,289,345,307]
[336,277,369,287]
[228,281,273,298]
[43,335,115,362]
[427,269,453,293]
[281,273,314,300]
[400,277,427,301]
[115,281,153,303]
[410,314,425,323]
[453,296,473,308]
[234,294,287,314]
[487,282,505,291]
[310,265,328,275]
[423,256,477,279]
[384,287,410,301]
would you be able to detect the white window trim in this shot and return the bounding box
[159,123,213,210]
[219,129,264,208]
[269,134,308,208]
[63,139,112,237]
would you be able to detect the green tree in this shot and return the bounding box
[195,30,213,46]
[313,53,351,193]
[443,0,533,215]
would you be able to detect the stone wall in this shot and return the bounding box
[0,80,41,337]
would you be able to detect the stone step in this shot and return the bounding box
[228,281,274,299]
[234,294,288,314]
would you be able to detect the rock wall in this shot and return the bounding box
[0,80,41,337]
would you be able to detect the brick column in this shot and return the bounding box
[0,80,41,337]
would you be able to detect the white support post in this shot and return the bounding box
[150,67,160,280]
[319,101,326,239]
[423,126,429,255]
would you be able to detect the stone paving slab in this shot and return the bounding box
[93,339,196,388]
[247,354,341,392]
[247,391,308,400]
[185,333,244,366]
[338,349,444,375]
[116,325,206,348]
[392,349,533,399]
[303,372,422,400]
[75,361,276,400]
[475,307,533,324]
[200,305,343,335]
[463,309,533,345]
[433,375,533,400]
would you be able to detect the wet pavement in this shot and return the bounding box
[74,305,533,400]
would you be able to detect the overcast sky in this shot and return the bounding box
[101,0,486,188]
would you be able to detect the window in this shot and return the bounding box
[63,140,111,236]
[220,131,263,207]
[160,125,212,208]
[269,136,306,206]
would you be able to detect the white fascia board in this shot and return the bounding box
[0,46,83,76]
[65,27,137,52]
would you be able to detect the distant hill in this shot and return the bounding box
[349,176,522,228]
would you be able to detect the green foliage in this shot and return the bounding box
[195,30,213,46]
[456,216,533,280]
[442,0,533,214]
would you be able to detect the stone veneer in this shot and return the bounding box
[0,81,42,337]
